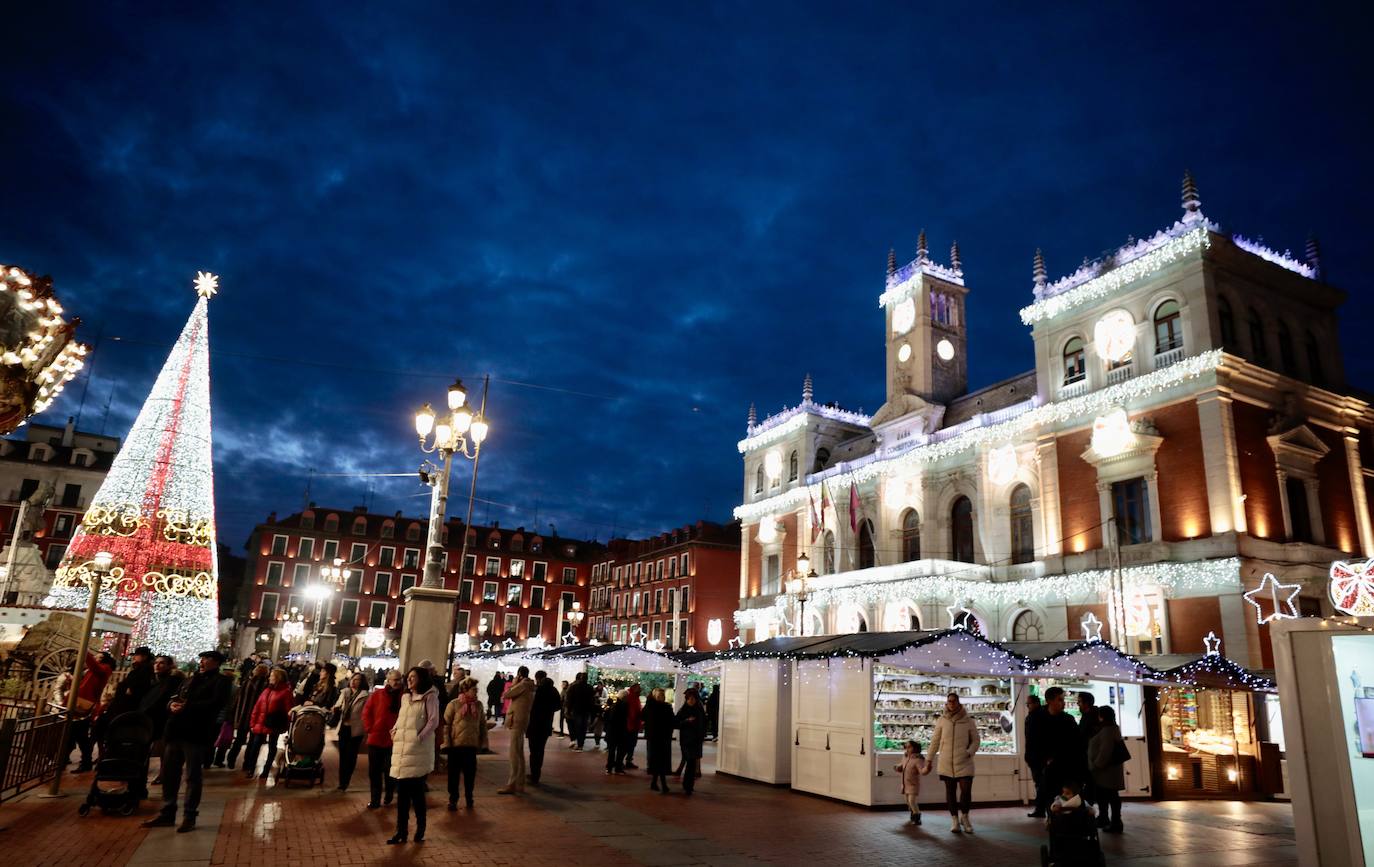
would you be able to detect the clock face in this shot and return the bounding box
[897,343,912,363]
[936,338,955,362]
[891,298,916,335]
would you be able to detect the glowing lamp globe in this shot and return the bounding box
[414,403,436,438]
[763,449,783,480]
[706,618,723,646]
[936,338,955,361]
[897,342,912,363]
[891,298,916,335]
[1094,309,1135,363]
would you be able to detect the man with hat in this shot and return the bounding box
[143,650,232,833]
[94,646,156,752]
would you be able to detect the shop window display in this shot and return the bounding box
[1158,685,1262,792]
[872,664,1014,754]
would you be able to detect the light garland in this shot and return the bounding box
[1019,224,1211,325]
[734,349,1223,523]
[0,264,88,423]
[739,399,871,454]
[733,557,1241,629]
[1231,235,1315,279]
[877,258,965,310]
[43,280,220,660]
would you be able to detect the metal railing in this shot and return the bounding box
[0,713,65,802]
[1154,345,1185,369]
[1106,362,1135,385]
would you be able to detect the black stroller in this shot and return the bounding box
[78,712,154,817]
[1040,804,1106,867]
[278,705,327,788]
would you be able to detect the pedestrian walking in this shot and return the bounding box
[387,666,439,845]
[565,672,595,750]
[440,676,488,810]
[497,666,533,795]
[1041,687,1086,806]
[1087,705,1127,833]
[558,679,570,736]
[526,670,560,785]
[1024,692,1052,817]
[604,692,628,774]
[141,650,232,833]
[486,672,504,721]
[895,739,929,825]
[1076,692,1102,809]
[332,672,369,791]
[243,667,293,779]
[139,655,184,782]
[923,692,979,834]
[642,687,675,793]
[674,687,707,795]
[705,685,720,740]
[217,663,267,769]
[622,683,643,769]
[363,669,403,809]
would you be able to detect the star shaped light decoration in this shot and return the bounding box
[1203,631,1222,656]
[628,626,646,647]
[194,270,219,299]
[560,631,580,647]
[946,603,976,630]
[501,637,516,650]
[1242,573,1303,624]
[727,636,745,650]
[478,640,493,652]
[1080,612,1104,642]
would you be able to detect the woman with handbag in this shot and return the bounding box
[1087,705,1128,833]
[439,676,488,810]
[363,669,403,809]
[387,666,439,845]
[333,672,370,792]
[244,668,293,780]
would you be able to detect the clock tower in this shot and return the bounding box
[878,231,970,417]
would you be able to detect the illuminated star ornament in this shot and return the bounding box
[44,272,220,660]
[501,638,516,651]
[194,270,219,298]
[1080,612,1104,642]
[1203,631,1222,656]
[727,636,745,650]
[629,626,646,647]
[947,603,976,630]
[560,631,580,647]
[1243,573,1302,624]
[479,640,493,652]
[1330,559,1374,617]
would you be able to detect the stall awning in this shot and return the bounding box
[664,651,721,672]
[1148,653,1277,692]
[869,630,1029,675]
[1008,640,1171,685]
[716,635,839,660]
[552,643,689,673]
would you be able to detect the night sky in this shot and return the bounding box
[4,4,1372,550]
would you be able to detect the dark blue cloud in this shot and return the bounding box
[3,2,1372,546]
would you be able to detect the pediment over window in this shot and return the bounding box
[1266,424,1330,477]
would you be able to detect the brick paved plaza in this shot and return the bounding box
[1,729,1297,866]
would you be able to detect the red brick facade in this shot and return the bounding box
[1056,429,1101,553]
[1152,401,1212,541]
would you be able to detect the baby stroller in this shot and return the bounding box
[1040,804,1106,867]
[278,705,327,788]
[78,712,154,817]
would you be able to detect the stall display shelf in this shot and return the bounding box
[873,665,1014,755]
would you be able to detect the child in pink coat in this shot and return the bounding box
[895,740,930,825]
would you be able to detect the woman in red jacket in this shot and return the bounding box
[362,669,403,809]
[243,668,293,780]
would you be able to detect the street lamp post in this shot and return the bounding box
[397,376,490,675]
[788,553,817,637]
[314,558,351,660]
[47,550,115,797]
[564,600,585,644]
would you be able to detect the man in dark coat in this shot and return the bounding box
[1076,691,1103,806]
[95,646,155,750]
[526,671,561,785]
[1041,687,1086,801]
[705,686,720,740]
[486,672,505,720]
[603,691,630,774]
[565,672,596,750]
[217,663,267,769]
[1023,693,1052,816]
[142,651,232,833]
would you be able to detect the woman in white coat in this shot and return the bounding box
[387,666,440,845]
[923,692,979,834]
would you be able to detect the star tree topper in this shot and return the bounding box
[194,271,219,298]
[1242,573,1302,624]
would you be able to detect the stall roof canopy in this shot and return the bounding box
[665,651,720,671]
[717,635,837,659]
[1005,640,1171,685]
[551,643,689,673]
[1147,653,1277,692]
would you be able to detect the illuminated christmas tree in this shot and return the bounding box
[46,272,220,659]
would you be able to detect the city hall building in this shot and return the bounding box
[732,175,1364,670]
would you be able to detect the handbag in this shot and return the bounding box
[214,720,234,749]
[266,708,289,732]
[1111,738,1131,764]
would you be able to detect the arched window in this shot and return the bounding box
[1153,300,1182,353]
[1248,309,1268,364]
[813,448,831,474]
[1062,337,1086,384]
[858,519,876,570]
[754,465,764,494]
[901,509,921,562]
[1218,296,1236,348]
[1278,322,1297,375]
[351,517,367,536]
[950,496,974,563]
[821,530,836,575]
[381,520,395,539]
[788,451,799,482]
[323,513,339,533]
[301,511,315,530]
[1012,609,1044,641]
[1009,484,1034,564]
[405,523,421,542]
[1307,333,1324,385]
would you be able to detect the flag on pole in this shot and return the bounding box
[849,481,860,534]
[808,488,821,543]
[820,481,831,530]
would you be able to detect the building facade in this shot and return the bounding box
[237,505,599,659]
[0,418,118,603]
[586,521,741,650]
[734,175,1361,669]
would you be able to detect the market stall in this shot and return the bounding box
[716,636,836,785]
[544,644,691,703]
[785,629,1027,806]
[1147,652,1281,798]
[1010,639,1166,801]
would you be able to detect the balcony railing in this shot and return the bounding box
[1105,362,1134,385]
[1153,345,1185,369]
[1058,378,1087,400]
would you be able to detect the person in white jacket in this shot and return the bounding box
[923,692,979,834]
[387,667,439,845]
